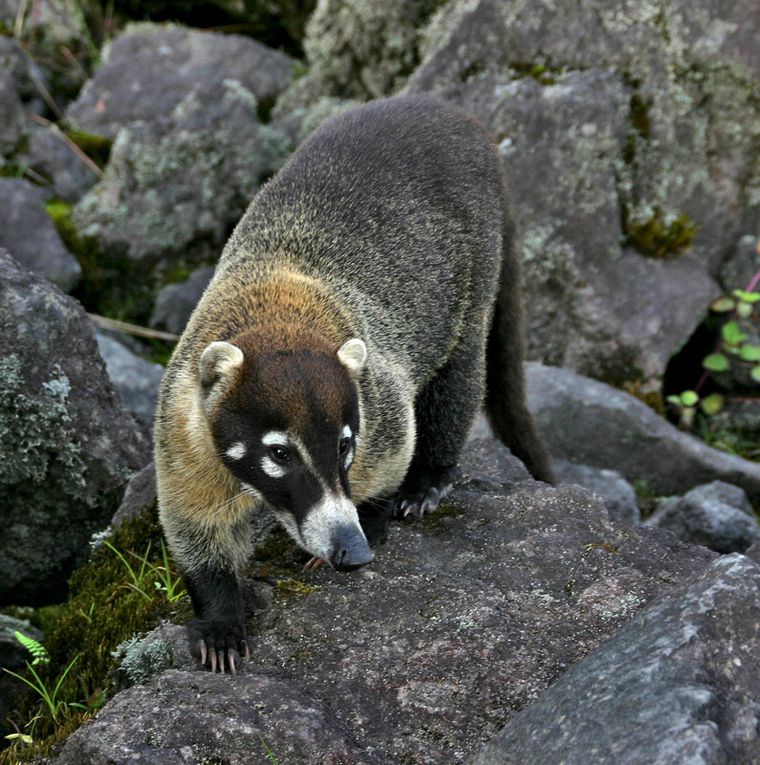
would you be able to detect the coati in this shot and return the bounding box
[154,94,555,673]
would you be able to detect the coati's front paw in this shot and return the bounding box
[188,619,250,674]
[391,466,456,521]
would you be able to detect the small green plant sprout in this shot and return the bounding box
[104,538,185,604]
[2,632,81,730]
[259,734,282,765]
[665,390,699,429]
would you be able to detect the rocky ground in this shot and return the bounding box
[1,0,760,763]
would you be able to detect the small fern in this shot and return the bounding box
[14,631,49,666]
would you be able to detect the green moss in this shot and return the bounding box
[0,510,190,763]
[421,501,466,532]
[274,578,320,601]
[64,130,113,169]
[623,206,697,260]
[509,61,561,86]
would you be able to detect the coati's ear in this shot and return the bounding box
[337,338,367,378]
[199,341,244,389]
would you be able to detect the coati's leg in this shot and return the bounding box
[391,342,486,520]
[162,507,252,673]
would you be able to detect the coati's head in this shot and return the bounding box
[199,330,374,572]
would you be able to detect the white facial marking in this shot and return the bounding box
[341,425,355,469]
[261,456,286,479]
[226,442,246,460]
[262,431,289,447]
[300,491,366,561]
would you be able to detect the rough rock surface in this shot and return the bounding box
[0,178,81,291]
[95,333,164,429]
[73,108,288,269]
[554,459,640,525]
[22,127,100,203]
[394,0,760,385]
[469,553,760,765]
[149,266,214,335]
[0,251,149,605]
[526,362,760,503]
[647,481,760,554]
[70,29,291,270]
[66,23,294,139]
[52,440,715,764]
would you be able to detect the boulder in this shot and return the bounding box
[0,251,149,605]
[401,0,760,386]
[66,23,294,139]
[51,439,714,764]
[149,266,214,335]
[554,460,640,525]
[647,481,760,554]
[526,362,760,504]
[95,333,164,430]
[22,127,100,203]
[73,107,288,269]
[469,553,760,765]
[0,178,81,291]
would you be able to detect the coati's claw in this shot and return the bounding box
[392,476,452,521]
[304,556,325,570]
[189,619,248,674]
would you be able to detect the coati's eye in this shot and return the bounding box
[269,445,290,463]
[339,437,351,457]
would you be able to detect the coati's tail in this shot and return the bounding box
[484,163,556,485]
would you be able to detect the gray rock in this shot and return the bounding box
[66,23,293,139]
[469,553,760,765]
[72,83,289,270]
[0,69,24,157]
[526,362,760,503]
[95,332,164,429]
[720,233,760,295]
[0,178,81,291]
[647,481,760,554]
[51,441,715,764]
[149,266,214,335]
[22,127,100,203]
[555,460,640,525]
[0,251,149,605]
[403,0,760,386]
[111,462,157,530]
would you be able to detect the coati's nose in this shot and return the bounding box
[330,526,374,572]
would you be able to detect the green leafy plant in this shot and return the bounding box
[667,263,760,436]
[2,633,83,740]
[104,539,185,604]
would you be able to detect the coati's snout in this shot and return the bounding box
[330,524,374,571]
[201,332,372,568]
